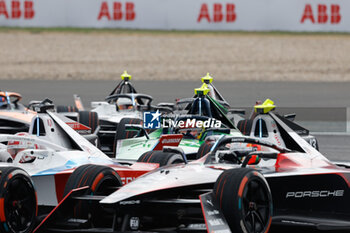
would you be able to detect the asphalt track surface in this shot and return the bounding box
[2,79,350,162]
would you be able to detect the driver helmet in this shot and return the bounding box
[0,96,6,108]
[117,97,134,110]
[7,132,41,163]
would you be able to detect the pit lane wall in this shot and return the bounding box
[0,0,349,32]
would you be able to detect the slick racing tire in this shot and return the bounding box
[213,168,272,233]
[78,111,99,134]
[0,167,37,233]
[137,151,184,167]
[196,141,215,159]
[237,119,253,136]
[64,165,122,226]
[113,118,143,156]
[56,105,78,113]
[115,118,142,141]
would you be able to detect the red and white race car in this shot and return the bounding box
[0,100,180,233]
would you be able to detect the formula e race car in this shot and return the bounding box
[0,91,100,139]
[112,83,242,163]
[0,100,169,233]
[114,95,319,166]
[36,110,350,233]
[0,91,36,134]
[58,71,172,157]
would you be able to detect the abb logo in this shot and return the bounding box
[301,4,341,24]
[0,0,34,19]
[98,1,135,21]
[198,3,236,23]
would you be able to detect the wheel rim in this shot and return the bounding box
[5,177,36,232]
[241,178,270,233]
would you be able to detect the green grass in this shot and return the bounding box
[0,26,349,36]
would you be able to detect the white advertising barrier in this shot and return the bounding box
[0,0,349,31]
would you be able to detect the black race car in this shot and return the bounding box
[36,110,350,233]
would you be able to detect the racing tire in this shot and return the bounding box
[137,151,184,167]
[196,141,215,159]
[213,168,272,233]
[113,118,142,156]
[78,111,99,134]
[237,119,253,136]
[56,105,78,113]
[0,167,37,233]
[63,165,122,226]
[115,118,142,141]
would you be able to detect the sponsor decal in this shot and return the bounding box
[121,177,135,184]
[197,3,236,23]
[98,1,135,21]
[208,218,225,226]
[301,4,341,24]
[66,122,90,131]
[161,138,181,144]
[120,200,140,205]
[0,0,34,19]
[187,224,206,229]
[8,136,34,142]
[273,134,282,146]
[286,190,344,198]
[207,210,219,216]
[212,230,231,233]
[47,119,53,127]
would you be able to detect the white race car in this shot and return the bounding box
[59,71,171,156]
[0,100,159,233]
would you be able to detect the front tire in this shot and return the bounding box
[64,165,122,226]
[78,111,99,133]
[213,168,272,233]
[115,118,142,141]
[56,105,78,113]
[137,151,184,167]
[196,141,215,159]
[0,167,37,233]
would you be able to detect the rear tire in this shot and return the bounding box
[56,105,78,113]
[0,167,37,233]
[78,111,99,133]
[113,118,142,156]
[196,141,215,159]
[115,118,142,141]
[237,119,253,136]
[63,165,122,226]
[137,151,184,167]
[213,168,272,233]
